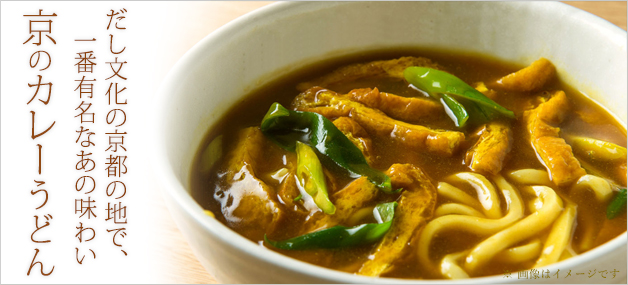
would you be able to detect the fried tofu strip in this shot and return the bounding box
[293,87,465,157]
[333,117,374,164]
[297,56,444,91]
[496,58,556,92]
[345,88,443,122]
[465,122,513,175]
[473,82,498,100]
[276,172,301,210]
[525,91,586,186]
[303,177,379,233]
[358,164,437,276]
[220,127,285,237]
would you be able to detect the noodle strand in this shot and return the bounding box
[464,186,563,272]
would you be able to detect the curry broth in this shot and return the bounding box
[190,49,627,279]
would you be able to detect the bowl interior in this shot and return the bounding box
[155,2,627,282]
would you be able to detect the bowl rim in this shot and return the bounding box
[153,1,628,283]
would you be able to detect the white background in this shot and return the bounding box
[0,1,270,283]
[3,1,626,284]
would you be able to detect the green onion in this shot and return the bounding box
[404,67,514,127]
[607,188,627,219]
[441,94,469,127]
[296,141,335,214]
[568,136,627,161]
[265,202,397,250]
[260,103,398,194]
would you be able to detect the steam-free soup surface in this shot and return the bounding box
[191,50,627,279]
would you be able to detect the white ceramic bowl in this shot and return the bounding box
[154,2,627,283]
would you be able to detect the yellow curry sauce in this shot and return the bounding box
[190,49,627,279]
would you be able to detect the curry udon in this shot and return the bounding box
[190,50,627,279]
